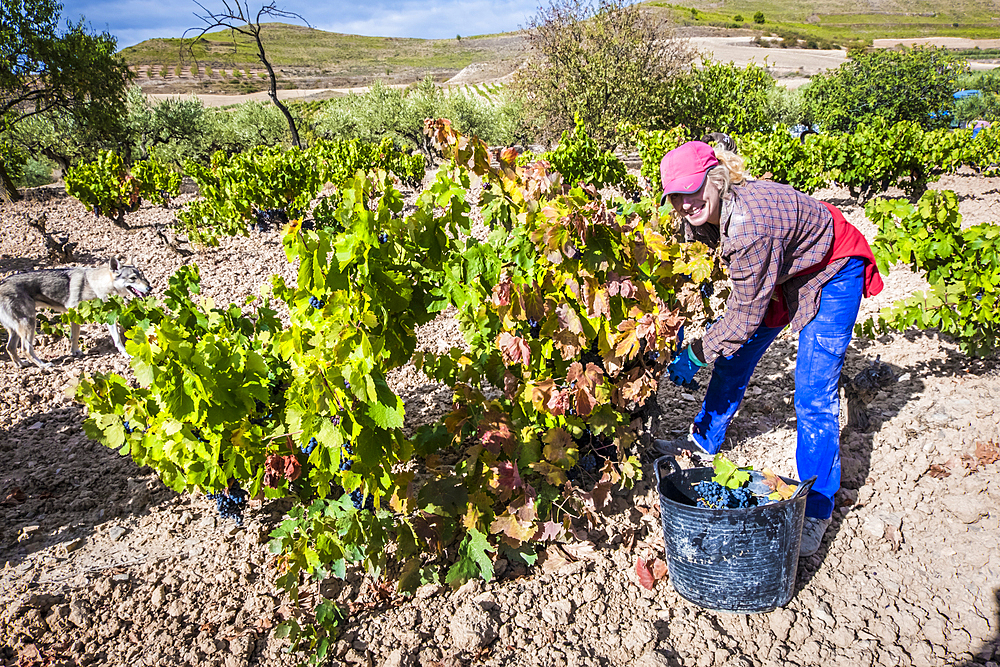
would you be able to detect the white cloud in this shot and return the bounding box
[59,0,539,47]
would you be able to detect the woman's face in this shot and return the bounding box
[668,177,721,227]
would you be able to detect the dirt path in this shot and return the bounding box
[1,169,999,667]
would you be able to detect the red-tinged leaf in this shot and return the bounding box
[546,388,570,415]
[282,455,302,482]
[636,557,655,590]
[478,409,517,455]
[513,490,537,523]
[492,461,525,501]
[555,302,584,334]
[566,361,584,383]
[542,428,578,468]
[635,313,657,342]
[490,276,512,308]
[531,379,558,412]
[616,367,654,405]
[651,558,668,580]
[574,384,598,417]
[582,277,611,319]
[608,272,639,299]
[263,453,300,487]
[552,328,586,361]
[762,468,797,500]
[534,520,566,542]
[491,513,536,542]
[498,332,531,366]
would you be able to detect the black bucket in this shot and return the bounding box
[655,455,816,613]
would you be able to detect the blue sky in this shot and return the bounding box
[59,0,542,48]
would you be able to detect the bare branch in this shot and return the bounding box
[181,0,311,148]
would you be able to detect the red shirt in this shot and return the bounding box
[763,202,883,328]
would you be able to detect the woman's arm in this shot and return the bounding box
[693,234,782,364]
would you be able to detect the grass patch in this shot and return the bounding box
[646,1,1000,42]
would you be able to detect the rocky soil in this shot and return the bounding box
[1,168,999,667]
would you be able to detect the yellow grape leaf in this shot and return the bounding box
[762,468,797,500]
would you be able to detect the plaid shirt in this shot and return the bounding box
[685,179,849,364]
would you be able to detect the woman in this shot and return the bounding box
[656,140,884,557]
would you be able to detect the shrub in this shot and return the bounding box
[733,14,743,21]
[127,88,216,166]
[803,46,968,133]
[213,100,289,153]
[512,0,694,147]
[311,79,527,153]
[654,60,776,136]
[753,11,765,23]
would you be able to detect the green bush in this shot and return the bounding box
[18,156,56,187]
[654,60,775,136]
[753,11,765,23]
[310,79,526,153]
[213,100,289,154]
[127,87,216,166]
[542,114,637,194]
[803,47,968,133]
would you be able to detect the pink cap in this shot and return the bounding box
[659,141,719,196]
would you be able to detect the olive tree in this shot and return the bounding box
[0,0,132,200]
[512,0,694,147]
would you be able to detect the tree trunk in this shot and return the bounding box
[0,161,22,203]
[255,32,301,148]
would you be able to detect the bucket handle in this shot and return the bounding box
[791,475,818,500]
[654,455,682,489]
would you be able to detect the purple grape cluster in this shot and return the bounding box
[301,437,318,455]
[208,482,249,524]
[253,208,289,232]
[308,296,325,309]
[378,231,389,244]
[693,481,757,509]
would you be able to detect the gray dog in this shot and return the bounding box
[0,257,151,368]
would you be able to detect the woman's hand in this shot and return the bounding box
[667,346,705,387]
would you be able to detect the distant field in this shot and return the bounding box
[649,0,1000,42]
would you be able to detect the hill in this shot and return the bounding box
[119,24,529,95]
[119,1,1000,96]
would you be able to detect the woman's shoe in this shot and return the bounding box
[799,516,832,557]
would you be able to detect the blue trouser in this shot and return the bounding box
[690,257,865,520]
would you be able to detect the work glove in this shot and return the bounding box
[667,345,705,388]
